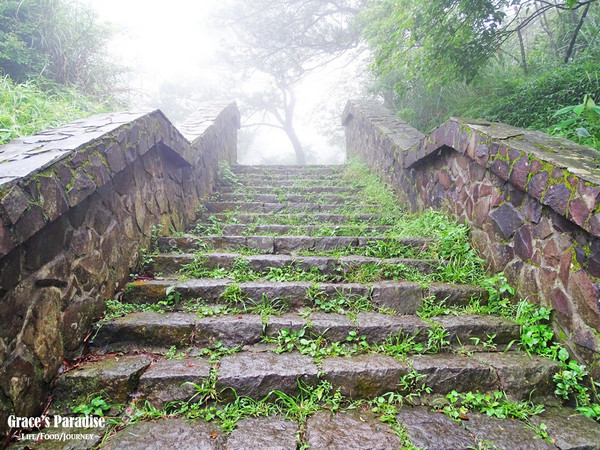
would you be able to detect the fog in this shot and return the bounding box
[87,0,368,165]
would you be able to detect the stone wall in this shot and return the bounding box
[0,102,239,430]
[343,99,600,376]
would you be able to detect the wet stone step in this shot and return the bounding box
[157,235,433,254]
[306,410,401,450]
[122,279,427,313]
[194,223,393,236]
[211,193,363,204]
[148,252,440,277]
[408,352,561,400]
[236,178,350,187]
[52,355,152,407]
[196,212,384,225]
[217,185,361,194]
[94,311,520,356]
[203,201,377,214]
[231,164,342,174]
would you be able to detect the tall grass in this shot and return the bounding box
[0,76,111,144]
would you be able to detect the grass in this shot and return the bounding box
[0,76,111,144]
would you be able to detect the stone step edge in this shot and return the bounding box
[192,224,393,236]
[217,186,361,194]
[92,310,520,352]
[157,235,434,254]
[210,194,364,204]
[147,252,441,277]
[123,279,489,313]
[53,349,560,410]
[203,201,380,213]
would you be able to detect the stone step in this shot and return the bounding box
[197,212,386,225]
[217,185,361,194]
[157,235,432,254]
[93,311,519,353]
[59,349,557,408]
[123,279,487,312]
[203,201,377,214]
[193,223,393,236]
[235,177,351,187]
[148,252,440,277]
[59,406,600,450]
[211,192,363,204]
[231,164,342,175]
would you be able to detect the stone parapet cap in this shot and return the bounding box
[343,99,600,239]
[0,102,239,258]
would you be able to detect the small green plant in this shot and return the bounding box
[217,161,240,186]
[165,345,188,360]
[443,390,545,421]
[72,396,111,417]
[551,95,600,147]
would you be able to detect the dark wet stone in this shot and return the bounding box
[53,355,152,404]
[530,407,600,450]
[265,313,306,337]
[514,226,534,261]
[356,312,430,344]
[490,159,511,180]
[474,352,560,400]
[67,169,96,206]
[245,235,275,252]
[543,182,571,216]
[490,202,524,239]
[321,354,409,398]
[509,156,530,190]
[409,354,498,394]
[273,236,316,253]
[396,407,477,449]
[241,281,312,308]
[246,254,294,271]
[307,312,356,341]
[528,171,550,199]
[428,283,489,307]
[431,315,519,347]
[217,352,318,399]
[138,359,211,408]
[195,315,263,348]
[93,312,196,348]
[461,412,554,450]
[0,185,30,224]
[370,281,423,314]
[102,418,223,449]
[306,410,400,450]
[226,416,298,450]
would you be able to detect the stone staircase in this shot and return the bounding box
[26,165,600,449]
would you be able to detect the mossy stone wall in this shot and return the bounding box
[0,102,239,432]
[343,99,600,377]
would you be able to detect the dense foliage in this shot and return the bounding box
[360,0,600,149]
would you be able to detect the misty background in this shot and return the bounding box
[87,0,369,165]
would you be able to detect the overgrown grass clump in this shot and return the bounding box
[0,76,111,144]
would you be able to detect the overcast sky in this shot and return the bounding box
[87,0,355,164]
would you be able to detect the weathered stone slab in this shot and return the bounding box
[265,313,306,337]
[217,352,318,399]
[307,312,356,341]
[53,355,152,404]
[474,352,560,400]
[225,416,298,450]
[428,283,489,306]
[461,412,554,449]
[306,410,400,450]
[530,407,600,449]
[321,354,409,398]
[396,406,477,449]
[431,314,520,347]
[93,312,196,348]
[409,354,499,394]
[371,282,423,314]
[101,418,223,449]
[138,359,211,408]
[356,312,430,343]
[195,315,263,348]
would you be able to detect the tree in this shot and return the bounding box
[0,0,121,99]
[362,0,598,86]
[217,0,365,164]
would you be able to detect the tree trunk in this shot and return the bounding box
[284,123,306,165]
[564,3,591,63]
[516,14,528,75]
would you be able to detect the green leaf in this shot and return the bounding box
[573,104,585,116]
[553,105,576,116]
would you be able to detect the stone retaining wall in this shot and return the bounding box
[0,102,239,430]
[343,99,600,376]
